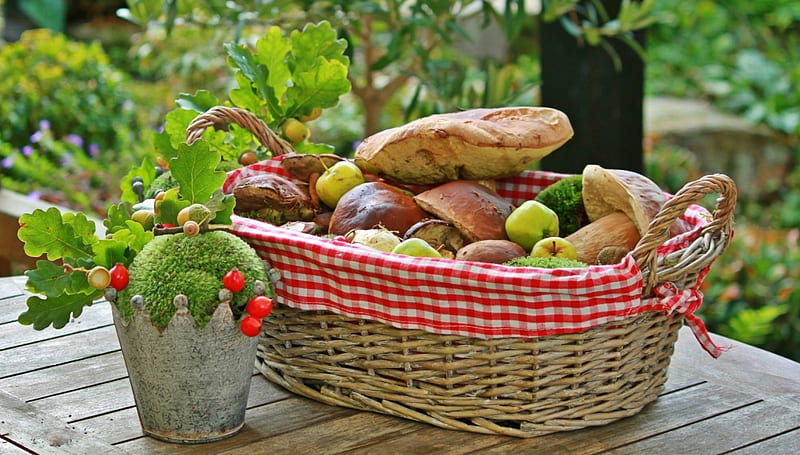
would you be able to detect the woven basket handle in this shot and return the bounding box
[632,173,737,296]
[185,106,296,156]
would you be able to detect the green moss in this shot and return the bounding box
[534,175,589,236]
[504,256,588,269]
[116,230,270,329]
[144,171,179,199]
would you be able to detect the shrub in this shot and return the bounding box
[0,29,152,215]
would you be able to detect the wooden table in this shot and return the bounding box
[2,274,799,454]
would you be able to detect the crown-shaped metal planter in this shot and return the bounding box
[105,281,268,444]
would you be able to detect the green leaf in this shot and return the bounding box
[175,90,220,113]
[93,237,130,269]
[293,141,336,155]
[18,208,98,263]
[163,108,202,150]
[120,160,157,205]
[255,26,292,102]
[290,21,349,72]
[206,190,235,225]
[287,59,351,114]
[104,202,134,235]
[154,187,188,226]
[18,291,100,330]
[170,141,226,204]
[24,261,92,298]
[19,0,66,32]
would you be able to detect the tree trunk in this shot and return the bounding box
[539,1,646,174]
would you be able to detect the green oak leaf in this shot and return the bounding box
[287,58,351,114]
[18,208,98,263]
[120,159,157,205]
[207,191,236,225]
[290,21,349,72]
[25,261,92,298]
[104,202,134,235]
[154,187,188,226]
[293,141,336,155]
[176,90,220,113]
[93,236,129,269]
[170,141,226,204]
[18,291,101,330]
[255,26,292,102]
[163,108,202,150]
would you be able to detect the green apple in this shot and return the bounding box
[315,160,365,208]
[505,200,559,251]
[282,118,310,143]
[530,236,578,260]
[391,238,443,258]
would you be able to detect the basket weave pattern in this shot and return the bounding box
[187,106,737,438]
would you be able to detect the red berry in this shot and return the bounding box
[222,269,246,293]
[109,263,129,291]
[246,295,273,318]
[240,315,262,337]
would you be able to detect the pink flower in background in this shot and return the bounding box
[22,145,33,157]
[39,120,50,131]
[30,130,43,143]
[27,190,41,200]
[89,143,100,157]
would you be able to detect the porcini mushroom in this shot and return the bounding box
[328,182,427,236]
[565,165,671,264]
[413,180,514,242]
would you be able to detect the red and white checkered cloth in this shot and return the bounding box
[225,157,728,357]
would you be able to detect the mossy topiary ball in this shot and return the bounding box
[117,230,270,329]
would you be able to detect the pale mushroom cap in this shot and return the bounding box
[581,165,667,236]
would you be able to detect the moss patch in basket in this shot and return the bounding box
[117,230,269,329]
[504,256,588,268]
[534,175,589,236]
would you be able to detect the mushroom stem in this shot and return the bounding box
[565,211,640,265]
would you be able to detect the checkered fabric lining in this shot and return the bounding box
[225,157,726,356]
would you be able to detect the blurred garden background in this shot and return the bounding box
[1,0,799,361]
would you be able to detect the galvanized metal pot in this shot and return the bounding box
[110,297,258,444]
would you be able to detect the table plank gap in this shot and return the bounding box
[113,397,358,454]
[461,382,765,454]
[0,351,128,401]
[0,389,125,454]
[0,301,113,350]
[0,325,120,378]
[603,400,800,454]
[724,426,800,455]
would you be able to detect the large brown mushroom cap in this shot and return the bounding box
[581,165,667,236]
[328,182,427,236]
[414,180,514,242]
[354,107,574,185]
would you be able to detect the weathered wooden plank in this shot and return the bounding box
[0,325,120,378]
[213,410,428,455]
[672,327,800,409]
[31,378,135,422]
[605,400,800,454]
[0,300,113,350]
[0,389,126,455]
[343,425,510,455]
[467,382,762,454]
[0,437,33,454]
[0,351,127,401]
[0,276,25,302]
[115,397,357,454]
[68,374,293,444]
[727,427,800,455]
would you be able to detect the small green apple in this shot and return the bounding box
[505,200,559,251]
[530,236,578,260]
[391,238,443,258]
[315,160,365,208]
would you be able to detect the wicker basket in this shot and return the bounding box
[187,106,737,438]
